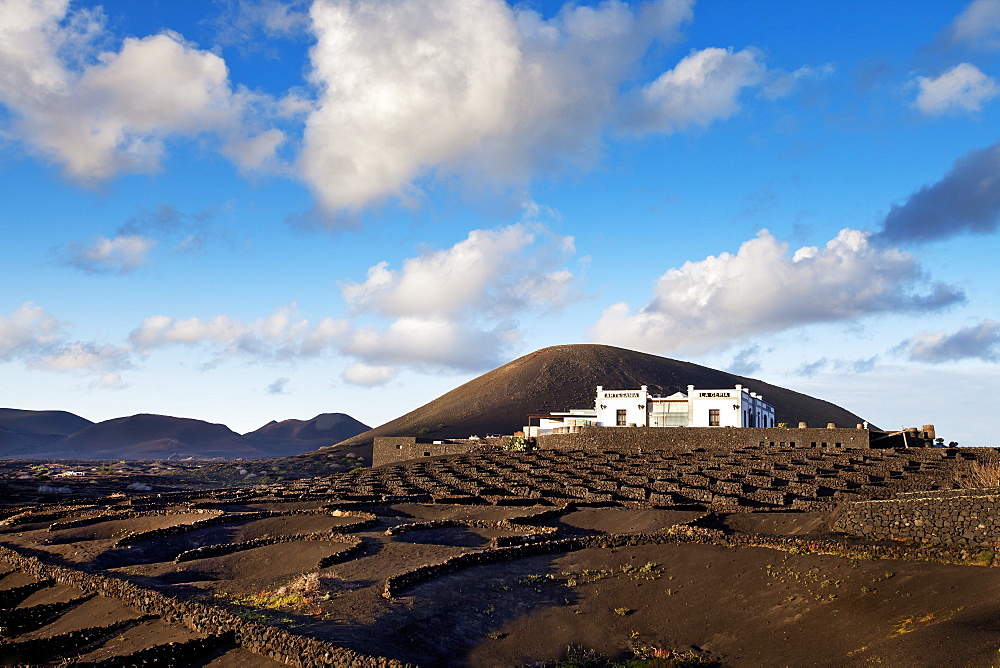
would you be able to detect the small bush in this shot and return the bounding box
[505,435,536,452]
[958,461,1000,488]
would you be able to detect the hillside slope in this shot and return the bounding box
[335,344,872,447]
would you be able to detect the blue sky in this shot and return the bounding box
[2,0,999,445]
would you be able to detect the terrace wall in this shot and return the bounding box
[372,437,504,467]
[374,427,874,466]
[833,488,1000,549]
[536,426,872,454]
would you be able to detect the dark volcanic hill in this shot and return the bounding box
[47,414,264,460]
[0,408,94,435]
[0,408,95,457]
[245,413,369,443]
[335,344,873,448]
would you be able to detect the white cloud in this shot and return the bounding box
[341,363,396,387]
[342,224,575,317]
[946,0,1000,50]
[344,316,518,371]
[339,222,577,370]
[299,0,695,211]
[0,302,62,361]
[29,341,131,371]
[914,63,999,115]
[60,234,155,274]
[0,302,133,387]
[94,372,128,390]
[129,304,349,359]
[590,228,964,354]
[623,47,766,133]
[904,319,1000,363]
[126,222,577,375]
[0,0,280,180]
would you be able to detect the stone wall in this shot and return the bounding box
[373,437,500,467]
[833,488,1000,549]
[0,544,405,667]
[374,428,873,467]
[537,426,872,454]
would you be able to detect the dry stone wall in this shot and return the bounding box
[537,426,871,454]
[834,488,1000,549]
[373,437,500,467]
[374,429,873,467]
[0,544,405,667]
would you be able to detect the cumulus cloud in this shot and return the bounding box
[0,0,282,180]
[903,319,1000,363]
[29,341,132,371]
[622,47,766,134]
[0,302,62,361]
[344,317,518,371]
[59,234,155,274]
[127,222,577,376]
[299,0,696,211]
[914,63,998,115]
[944,0,1000,50]
[0,302,133,386]
[342,225,575,317]
[341,363,396,387]
[590,228,964,354]
[876,140,1000,244]
[340,223,577,370]
[129,304,349,360]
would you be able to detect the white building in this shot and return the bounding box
[525,384,775,436]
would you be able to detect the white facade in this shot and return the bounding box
[681,385,775,428]
[596,385,651,427]
[526,384,776,434]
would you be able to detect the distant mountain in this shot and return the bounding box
[0,408,372,460]
[243,413,370,455]
[0,408,95,457]
[246,413,369,442]
[334,344,874,449]
[0,408,94,436]
[47,414,264,460]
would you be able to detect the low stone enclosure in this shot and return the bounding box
[2,441,999,665]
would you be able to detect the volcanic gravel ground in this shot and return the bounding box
[0,444,997,666]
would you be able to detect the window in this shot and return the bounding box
[709,409,720,426]
[616,409,627,426]
[649,401,688,427]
